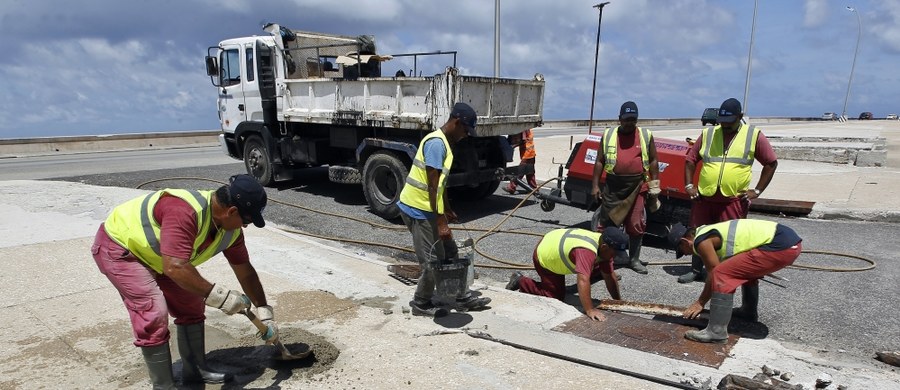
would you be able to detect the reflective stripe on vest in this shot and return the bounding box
[602,126,651,174]
[104,189,241,273]
[693,219,777,260]
[536,228,601,275]
[697,124,760,197]
[399,130,454,214]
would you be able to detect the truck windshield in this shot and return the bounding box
[220,49,240,87]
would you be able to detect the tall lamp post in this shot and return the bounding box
[588,2,611,134]
[494,0,500,77]
[841,6,861,120]
[742,0,759,120]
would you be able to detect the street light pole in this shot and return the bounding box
[841,6,861,120]
[742,0,758,119]
[494,0,500,77]
[588,2,610,134]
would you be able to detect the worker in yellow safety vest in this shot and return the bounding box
[667,219,802,343]
[397,102,491,317]
[92,175,283,389]
[506,227,629,321]
[591,101,660,275]
[677,97,779,284]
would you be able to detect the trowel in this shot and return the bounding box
[243,308,311,361]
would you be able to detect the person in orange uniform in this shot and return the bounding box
[505,128,538,193]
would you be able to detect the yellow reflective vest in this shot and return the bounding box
[536,228,601,275]
[399,130,454,214]
[693,219,777,260]
[104,189,242,273]
[697,124,760,197]
[602,126,652,176]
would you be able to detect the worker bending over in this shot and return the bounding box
[506,227,629,321]
[667,219,802,343]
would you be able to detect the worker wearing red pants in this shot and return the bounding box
[504,129,538,193]
[678,98,778,284]
[92,175,278,389]
[505,227,629,321]
[667,219,802,343]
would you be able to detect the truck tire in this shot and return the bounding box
[243,136,274,186]
[328,165,362,184]
[362,151,408,220]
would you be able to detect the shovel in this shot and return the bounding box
[243,308,311,361]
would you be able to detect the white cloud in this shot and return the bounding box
[804,0,829,28]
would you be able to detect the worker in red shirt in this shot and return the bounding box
[591,101,660,274]
[677,98,778,285]
[504,128,538,194]
[505,227,628,321]
[92,175,283,389]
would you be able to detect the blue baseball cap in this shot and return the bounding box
[718,98,742,123]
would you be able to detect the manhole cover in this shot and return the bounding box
[617,326,673,342]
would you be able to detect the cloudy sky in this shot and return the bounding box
[2,0,899,138]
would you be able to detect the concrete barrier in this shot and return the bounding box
[0,130,220,157]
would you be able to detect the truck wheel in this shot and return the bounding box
[243,135,273,186]
[362,151,408,220]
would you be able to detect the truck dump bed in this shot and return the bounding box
[278,69,545,137]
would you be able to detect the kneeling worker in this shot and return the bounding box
[506,228,629,321]
[667,219,802,343]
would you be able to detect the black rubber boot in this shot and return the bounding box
[141,343,176,390]
[732,284,759,322]
[685,293,733,344]
[677,255,706,283]
[628,236,648,274]
[177,323,232,384]
[505,272,523,291]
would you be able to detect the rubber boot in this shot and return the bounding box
[685,293,733,344]
[628,236,648,274]
[732,284,759,322]
[141,344,176,390]
[177,323,232,384]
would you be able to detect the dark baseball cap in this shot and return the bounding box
[666,222,689,258]
[619,101,638,120]
[228,174,267,228]
[717,98,742,123]
[451,102,478,137]
[601,227,629,258]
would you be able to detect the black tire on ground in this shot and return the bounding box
[243,135,273,186]
[328,165,362,184]
[362,151,408,220]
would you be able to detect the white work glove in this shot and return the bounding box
[205,284,250,315]
[647,180,661,213]
[255,305,279,344]
[648,179,661,197]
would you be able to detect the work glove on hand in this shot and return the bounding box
[205,284,250,315]
[647,180,661,197]
[255,305,279,344]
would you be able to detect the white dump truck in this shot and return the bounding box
[205,23,545,219]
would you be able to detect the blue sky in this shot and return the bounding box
[1,0,898,138]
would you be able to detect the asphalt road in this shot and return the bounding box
[49,161,900,362]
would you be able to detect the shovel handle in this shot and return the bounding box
[244,309,269,333]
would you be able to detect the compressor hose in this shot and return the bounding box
[136,177,876,273]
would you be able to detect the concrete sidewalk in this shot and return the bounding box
[2,180,898,389]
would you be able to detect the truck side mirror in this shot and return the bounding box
[205,56,218,77]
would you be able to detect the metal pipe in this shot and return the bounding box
[588,2,610,134]
[494,0,500,77]
[841,6,861,120]
[742,0,758,117]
